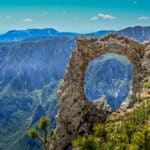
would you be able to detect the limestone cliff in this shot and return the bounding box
[51,34,150,150]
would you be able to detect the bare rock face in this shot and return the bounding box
[51,34,148,150]
[142,42,150,70]
[93,96,111,112]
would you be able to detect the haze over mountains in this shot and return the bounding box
[0,37,76,150]
[0,25,149,149]
[0,26,150,43]
[118,26,150,42]
[0,29,79,43]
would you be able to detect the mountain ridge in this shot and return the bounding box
[0,36,76,150]
[118,26,150,42]
[0,25,150,43]
[0,28,80,43]
[0,26,149,149]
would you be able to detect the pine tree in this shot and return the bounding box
[28,116,57,150]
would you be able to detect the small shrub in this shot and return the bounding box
[82,136,101,150]
[38,116,50,130]
[131,131,144,149]
[138,95,144,102]
[72,135,101,150]
[28,128,39,139]
[144,82,150,89]
[27,116,55,150]
[127,144,139,150]
[93,123,107,139]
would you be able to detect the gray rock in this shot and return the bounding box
[51,33,149,150]
[93,96,111,112]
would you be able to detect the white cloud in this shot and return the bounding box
[91,16,99,21]
[98,13,116,19]
[23,18,33,22]
[91,13,116,21]
[137,16,149,20]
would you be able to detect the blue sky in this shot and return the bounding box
[0,0,150,33]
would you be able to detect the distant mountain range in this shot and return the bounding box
[0,36,133,150]
[83,30,115,37]
[0,28,79,43]
[0,37,76,150]
[0,26,150,43]
[0,25,149,149]
[118,26,150,42]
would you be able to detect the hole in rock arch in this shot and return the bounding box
[84,53,133,111]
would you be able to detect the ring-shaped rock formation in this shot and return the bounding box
[51,34,145,150]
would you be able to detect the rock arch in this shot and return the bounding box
[51,34,145,150]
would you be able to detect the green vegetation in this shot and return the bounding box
[0,79,59,150]
[144,82,150,89]
[72,135,101,150]
[28,116,57,150]
[72,98,150,150]
[143,76,150,89]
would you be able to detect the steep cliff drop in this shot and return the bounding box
[51,34,147,150]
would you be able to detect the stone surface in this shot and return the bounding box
[142,42,150,70]
[93,96,112,112]
[51,34,149,150]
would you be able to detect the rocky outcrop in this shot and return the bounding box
[51,34,148,150]
[93,96,111,112]
[142,42,150,70]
